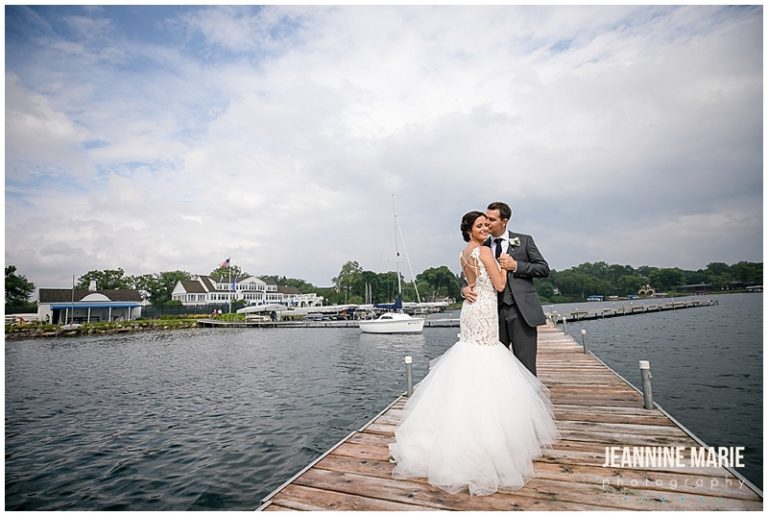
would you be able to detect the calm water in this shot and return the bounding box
[5,294,762,509]
[5,322,457,510]
[549,293,763,489]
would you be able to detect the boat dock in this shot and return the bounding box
[549,298,718,323]
[257,324,761,511]
[199,299,717,330]
[196,318,461,329]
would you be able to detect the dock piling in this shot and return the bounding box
[639,360,654,409]
[404,355,413,397]
[580,328,588,353]
[560,315,568,335]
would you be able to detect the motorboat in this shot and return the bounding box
[359,311,425,334]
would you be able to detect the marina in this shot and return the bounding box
[258,324,762,511]
[197,298,719,329]
[197,317,456,329]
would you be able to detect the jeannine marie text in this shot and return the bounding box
[602,446,745,468]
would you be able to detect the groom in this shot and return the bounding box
[463,202,549,376]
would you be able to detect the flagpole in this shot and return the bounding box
[229,264,232,314]
[71,274,75,325]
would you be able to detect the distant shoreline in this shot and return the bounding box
[5,291,759,341]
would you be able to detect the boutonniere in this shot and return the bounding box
[509,236,521,248]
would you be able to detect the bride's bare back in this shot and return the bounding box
[461,244,507,293]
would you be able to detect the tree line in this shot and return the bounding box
[536,261,763,302]
[5,259,762,310]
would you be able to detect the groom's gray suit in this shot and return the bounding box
[486,231,549,376]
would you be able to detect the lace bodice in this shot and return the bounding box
[459,247,500,346]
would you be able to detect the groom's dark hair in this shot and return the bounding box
[487,201,511,221]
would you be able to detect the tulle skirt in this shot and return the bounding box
[388,339,560,496]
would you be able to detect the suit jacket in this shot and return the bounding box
[486,231,549,327]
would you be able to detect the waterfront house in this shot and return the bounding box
[171,275,323,308]
[638,283,656,296]
[677,283,714,294]
[38,287,142,324]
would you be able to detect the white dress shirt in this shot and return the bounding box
[491,233,508,256]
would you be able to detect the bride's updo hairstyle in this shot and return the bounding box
[461,211,486,242]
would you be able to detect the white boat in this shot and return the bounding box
[359,195,425,334]
[359,312,425,334]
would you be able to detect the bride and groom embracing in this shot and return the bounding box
[388,202,560,496]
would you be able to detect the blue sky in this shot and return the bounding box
[4,5,763,290]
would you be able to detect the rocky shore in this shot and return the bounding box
[4,319,201,341]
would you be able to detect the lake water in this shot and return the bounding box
[551,293,762,491]
[5,293,762,509]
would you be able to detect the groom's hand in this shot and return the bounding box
[461,284,477,303]
[499,254,518,272]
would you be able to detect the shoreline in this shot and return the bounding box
[5,291,757,342]
[4,319,200,341]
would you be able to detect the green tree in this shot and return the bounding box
[314,286,341,305]
[5,266,35,306]
[374,270,403,302]
[682,269,709,285]
[730,261,762,285]
[535,278,556,301]
[132,271,192,305]
[260,275,317,293]
[706,262,731,276]
[649,268,684,292]
[77,268,132,290]
[332,261,364,303]
[554,269,609,299]
[636,266,656,281]
[616,274,645,296]
[131,273,157,303]
[416,266,461,300]
[358,270,384,303]
[210,265,245,282]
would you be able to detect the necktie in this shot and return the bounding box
[494,237,504,259]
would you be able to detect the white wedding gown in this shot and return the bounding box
[388,247,560,496]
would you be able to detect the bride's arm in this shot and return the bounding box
[478,246,507,292]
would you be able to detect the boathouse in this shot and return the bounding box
[38,288,143,324]
[677,283,714,294]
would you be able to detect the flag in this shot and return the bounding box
[231,278,237,292]
[219,257,230,268]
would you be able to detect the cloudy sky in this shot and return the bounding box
[5,5,763,290]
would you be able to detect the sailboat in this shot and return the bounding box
[359,196,425,334]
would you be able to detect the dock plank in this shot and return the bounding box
[258,325,761,511]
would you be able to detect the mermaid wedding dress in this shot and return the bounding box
[388,247,559,496]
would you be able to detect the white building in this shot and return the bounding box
[171,275,323,307]
[38,288,143,323]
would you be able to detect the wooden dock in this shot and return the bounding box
[257,325,762,511]
[550,298,718,323]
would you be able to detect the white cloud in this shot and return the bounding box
[5,6,762,290]
[5,73,94,185]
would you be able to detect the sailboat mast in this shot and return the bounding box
[393,195,402,297]
[392,195,422,304]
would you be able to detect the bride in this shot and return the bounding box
[388,211,560,496]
